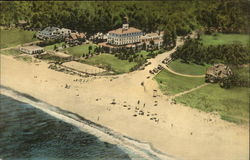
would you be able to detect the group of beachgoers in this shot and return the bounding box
[96,98,162,124]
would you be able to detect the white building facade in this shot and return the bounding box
[141,32,164,49]
[20,46,44,54]
[60,28,72,37]
[37,27,72,40]
[107,24,143,46]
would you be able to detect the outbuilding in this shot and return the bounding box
[20,46,44,54]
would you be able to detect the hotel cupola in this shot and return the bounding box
[122,16,129,31]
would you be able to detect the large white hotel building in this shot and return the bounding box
[107,23,143,46]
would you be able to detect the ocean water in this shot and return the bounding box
[0,94,132,160]
[0,86,176,160]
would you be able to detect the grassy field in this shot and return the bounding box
[136,50,163,59]
[201,33,249,46]
[168,59,210,75]
[234,65,249,82]
[14,55,33,63]
[35,53,68,62]
[0,29,37,49]
[175,84,249,124]
[63,44,97,57]
[44,42,66,51]
[154,69,205,95]
[137,50,149,58]
[0,49,20,56]
[81,54,137,73]
[0,49,32,62]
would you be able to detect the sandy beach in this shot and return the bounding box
[0,53,249,160]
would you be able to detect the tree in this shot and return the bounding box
[219,77,232,89]
[88,45,93,54]
[62,43,66,48]
[106,64,112,71]
[0,1,248,35]
[33,33,36,39]
[142,42,147,50]
[163,27,177,49]
[150,40,155,47]
[53,45,57,50]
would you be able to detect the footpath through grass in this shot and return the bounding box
[81,54,137,74]
[154,69,205,95]
[168,59,210,75]
[63,44,97,57]
[0,29,37,49]
[175,84,249,124]
[201,33,249,46]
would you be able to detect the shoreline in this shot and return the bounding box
[0,85,176,160]
[0,54,249,160]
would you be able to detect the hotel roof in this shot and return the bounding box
[145,32,159,37]
[108,27,142,34]
[20,45,44,51]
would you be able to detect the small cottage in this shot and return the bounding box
[65,32,86,46]
[205,64,233,83]
[17,20,28,29]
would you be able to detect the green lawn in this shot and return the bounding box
[44,42,66,51]
[169,59,210,75]
[63,44,97,57]
[0,29,37,49]
[0,49,32,62]
[154,69,205,95]
[136,50,150,58]
[201,33,249,46]
[136,50,163,59]
[234,66,249,82]
[0,49,20,56]
[175,84,249,124]
[14,55,33,63]
[81,54,137,74]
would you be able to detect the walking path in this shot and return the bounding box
[164,65,205,78]
[171,83,209,99]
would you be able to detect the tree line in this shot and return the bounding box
[171,37,249,88]
[171,38,249,66]
[0,0,248,37]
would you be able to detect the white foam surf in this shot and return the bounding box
[0,86,180,160]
